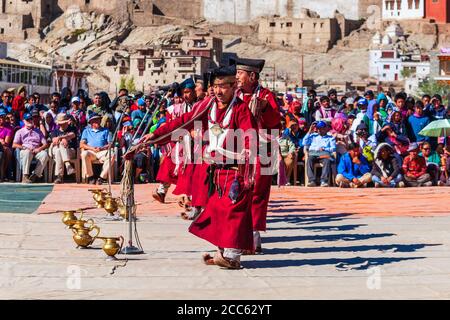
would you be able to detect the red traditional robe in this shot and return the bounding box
[242,86,281,232]
[152,96,257,250]
[155,101,193,187]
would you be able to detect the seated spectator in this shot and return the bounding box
[402,142,432,187]
[80,113,114,185]
[50,114,78,184]
[43,111,57,139]
[119,120,148,183]
[302,121,336,187]
[420,142,441,186]
[355,122,377,163]
[31,92,48,113]
[12,86,27,120]
[428,94,447,120]
[0,109,13,180]
[301,95,316,124]
[47,100,59,120]
[438,151,450,186]
[371,143,404,188]
[336,143,372,188]
[278,121,299,185]
[12,113,49,183]
[331,115,351,165]
[314,96,336,124]
[0,90,12,113]
[407,101,431,143]
[68,96,87,132]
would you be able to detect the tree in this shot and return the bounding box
[418,79,450,105]
[126,76,136,93]
[119,76,127,90]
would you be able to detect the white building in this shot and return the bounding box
[382,0,425,20]
[369,48,430,93]
[0,58,52,99]
[370,49,403,81]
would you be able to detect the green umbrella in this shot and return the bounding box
[419,119,450,138]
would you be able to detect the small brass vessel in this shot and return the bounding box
[72,225,100,248]
[98,236,124,259]
[103,195,120,215]
[118,203,129,220]
[89,188,108,208]
[61,209,84,228]
[69,218,96,231]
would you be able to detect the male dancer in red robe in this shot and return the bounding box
[142,66,257,269]
[232,57,281,254]
[152,79,197,205]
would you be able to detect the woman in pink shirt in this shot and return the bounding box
[0,109,13,180]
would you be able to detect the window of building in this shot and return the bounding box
[313,23,317,28]
[384,65,390,70]
[0,29,4,34]
[320,23,324,28]
[381,51,394,58]
[299,34,302,39]
[300,23,303,28]
[269,22,276,27]
[286,22,292,27]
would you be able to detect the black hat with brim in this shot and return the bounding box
[229,57,265,73]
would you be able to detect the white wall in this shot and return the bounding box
[382,0,424,20]
[203,0,361,24]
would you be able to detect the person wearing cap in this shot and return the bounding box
[12,113,49,183]
[80,113,114,185]
[336,142,372,188]
[141,65,257,269]
[131,97,150,124]
[232,57,281,254]
[341,97,355,116]
[302,120,336,187]
[315,96,337,124]
[371,143,404,188]
[49,114,78,184]
[69,96,87,132]
[0,109,14,180]
[402,142,432,187]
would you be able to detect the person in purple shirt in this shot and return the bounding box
[0,109,14,180]
[12,113,49,183]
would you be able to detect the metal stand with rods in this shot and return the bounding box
[120,160,144,255]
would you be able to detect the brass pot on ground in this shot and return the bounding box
[89,189,108,208]
[61,209,84,228]
[98,236,124,259]
[103,195,120,215]
[72,225,101,248]
[69,218,96,231]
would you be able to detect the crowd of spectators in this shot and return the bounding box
[0,84,449,188]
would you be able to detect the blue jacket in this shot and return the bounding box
[338,152,371,180]
[407,115,430,142]
[302,133,336,153]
